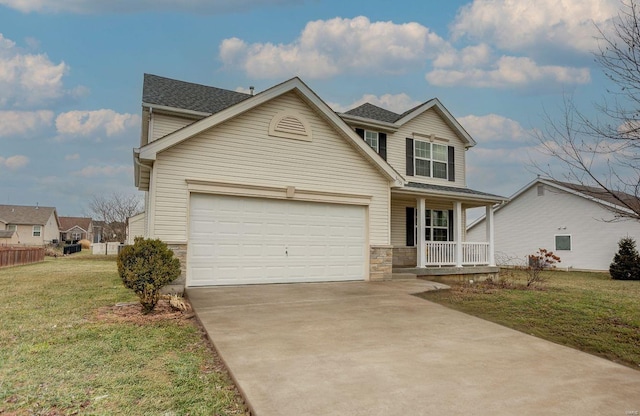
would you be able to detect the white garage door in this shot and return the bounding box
[188,193,366,286]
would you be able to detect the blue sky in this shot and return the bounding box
[0,0,623,216]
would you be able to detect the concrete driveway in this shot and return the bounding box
[187,280,640,416]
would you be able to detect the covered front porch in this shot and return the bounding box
[390,182,506,274]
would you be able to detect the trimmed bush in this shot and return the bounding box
[117,237,181,313]
[610,237,640,280]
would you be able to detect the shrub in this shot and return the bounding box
[524,248,560,287]
[610,237,640,280]
[78,239,91,249]
[117,237,181,313]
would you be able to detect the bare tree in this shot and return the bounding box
[88,193,142,242]
[534,0,640,220]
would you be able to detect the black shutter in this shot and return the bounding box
[406,207,415,246]
[448,146,455,182]
[406,138,414,176]
[448,210,454,242]
[379,133,387,160]
[355,128,365,139]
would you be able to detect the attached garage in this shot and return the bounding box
[187,193,367,286]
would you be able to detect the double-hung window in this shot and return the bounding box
[364,130,379,152]
[426,210,449,241]
[6,224,16,232]
[414,140,448,179]
[32,225,41,237]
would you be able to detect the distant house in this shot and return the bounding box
[126,213,145,245]
[467,178,640,271]
[59,216,93,243]
[0,204,60,246]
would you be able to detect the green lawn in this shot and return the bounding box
[418,269,640,369]
[0,254,248,415]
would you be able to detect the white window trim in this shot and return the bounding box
[554,234,572,251]
[7,224,16,231]
[32,225,42,237]
[364,130,379,152]
[414,139,448,179]
[425,209,449,242]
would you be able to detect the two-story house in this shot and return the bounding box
[133,74,505,290]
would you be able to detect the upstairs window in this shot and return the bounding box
[406,138,454,181]
[414,140,448,179]
[364,130,379,152]
[355,128,387,160]
[33,225,41,237]
[6,224,16,232]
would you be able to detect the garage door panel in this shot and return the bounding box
[188,193,366,286]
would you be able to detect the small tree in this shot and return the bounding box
[610,237,640,280]
[117,237,181,313]
[525,248,561,287]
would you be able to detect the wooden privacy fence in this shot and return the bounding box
[0,246,45,268]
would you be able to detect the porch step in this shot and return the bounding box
[390,272,417,280]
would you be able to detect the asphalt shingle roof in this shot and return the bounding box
[405,182,506,200]
[143,74,252,114]
[546,180,640,212]
[343,103,402,124]
[0,205,57,225]
[59,216,92,232]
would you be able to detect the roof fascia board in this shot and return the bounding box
[142,102,210,119]
[393,187,507,204]
[338,113,399,131]
[539,179,636,215]
[396,99,477,148]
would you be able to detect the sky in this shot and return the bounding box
[0,0,626,217]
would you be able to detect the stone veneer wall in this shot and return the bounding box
[165,243,187,294]
[392,247,417,268]
[370,245,393,281]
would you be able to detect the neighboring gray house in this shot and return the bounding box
[133,74,505,289]
[0,204,60,246]
[467,178,640,271]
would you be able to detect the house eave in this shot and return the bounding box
[142,102,211,119]
[392,186,507,206]
[337,113,399,132]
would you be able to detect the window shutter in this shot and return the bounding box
[448,210,454,242]
[406,138,414,176]
[448,146,455,182]
[355,128,365,139]
[379,133,387,160]
[406,207,415,246]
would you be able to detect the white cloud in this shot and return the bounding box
[451,0,619,54]
[220,16,447,79]
[426,55,590,88]
[73,164,132,177]
[55,109,140,139]
[0,0,302,14]
[0,110,54,137]
[329,93,421,114]
[459,114,535,144]
[0,154,29,170]
[0,33,72,108]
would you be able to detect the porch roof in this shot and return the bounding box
[392,182,508,206]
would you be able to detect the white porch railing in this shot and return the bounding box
[425,242,490,267]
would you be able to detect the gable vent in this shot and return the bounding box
[269,111,312,142]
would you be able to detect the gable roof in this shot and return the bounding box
[467,177,640,230]
[59,216,92,233]
[143,73,251,115]
[340,98,476,148]
[136,76,405,186]
[0,205,59,226]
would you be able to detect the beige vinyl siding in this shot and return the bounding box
[390,197,466,246]
[151,114,195,142]
[387,108,466,188]
[151,91,391,245]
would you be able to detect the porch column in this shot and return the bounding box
[486,204,495,266]
[417,198,426,267]
[454,201,463,268]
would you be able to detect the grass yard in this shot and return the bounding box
[418,269,640,369]
[0,254,248,416]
